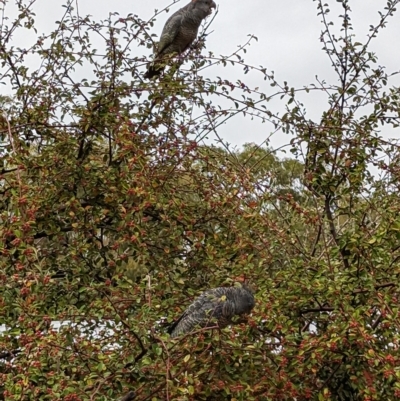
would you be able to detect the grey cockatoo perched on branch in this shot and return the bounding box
[168,284,255,338]
[144,0,217,79]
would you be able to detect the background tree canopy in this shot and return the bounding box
[1,0,400,400]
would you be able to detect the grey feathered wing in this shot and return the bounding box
[158,13,183,54]
[144,13,182,79]
[168,291,224,337]
[168,286,255,338]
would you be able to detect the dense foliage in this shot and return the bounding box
[1,0,400,400]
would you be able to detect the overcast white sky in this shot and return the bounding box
[3,0,400,154]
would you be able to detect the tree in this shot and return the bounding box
[1,0,400,400]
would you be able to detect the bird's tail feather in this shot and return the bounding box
[144,64,164,79]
